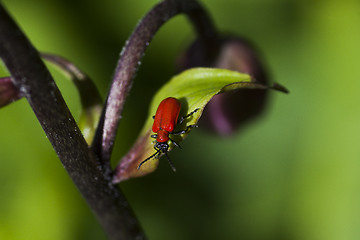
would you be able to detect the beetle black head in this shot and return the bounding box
[155,141,169,153]
[138,140,176,172]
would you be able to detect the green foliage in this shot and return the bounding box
[114,68,266,181]
[141,68,252,136]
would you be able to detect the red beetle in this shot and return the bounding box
[138,97,199,171]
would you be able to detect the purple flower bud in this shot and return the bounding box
[0,77,22,108]
[177,36,270,135]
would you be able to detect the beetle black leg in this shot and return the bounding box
[151,134,157,139]
[169,137,182,149]
[178,108,200,124]
[171,124,198,135]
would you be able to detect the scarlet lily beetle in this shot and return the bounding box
[138,97,199,171]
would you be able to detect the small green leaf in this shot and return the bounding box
[141,68,252,135]
[78,105,102,144]
[113,67,274,182]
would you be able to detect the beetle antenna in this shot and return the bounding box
[164,152,176,172]
[138,150,160,170]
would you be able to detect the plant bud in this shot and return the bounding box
[177,36,270,135]
[0,77,22,108]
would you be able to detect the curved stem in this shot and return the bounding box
[0,4,145,240]
[41,53,102,110]
[93,0,218,165]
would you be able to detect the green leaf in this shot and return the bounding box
[113,67,284,182]
[78,105,102,144]
[141,68,252,134]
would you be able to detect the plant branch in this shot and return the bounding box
[93,0,218,165]
[0,4,145,240]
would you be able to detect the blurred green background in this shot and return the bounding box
[1,0,360,239]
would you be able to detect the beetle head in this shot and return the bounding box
[155,141,169,153]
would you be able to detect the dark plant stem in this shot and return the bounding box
[0,4,145,240]
[92,0,219,165]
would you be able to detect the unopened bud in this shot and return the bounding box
[177,36,270,135]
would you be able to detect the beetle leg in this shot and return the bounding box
[171,124,198,135]
[178,108,200,124]
[151,134,157,139]
[169,137,182,149]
